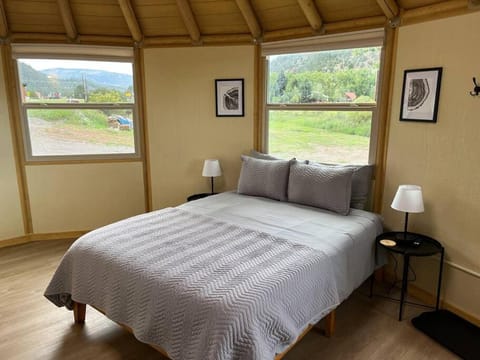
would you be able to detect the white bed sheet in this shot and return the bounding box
[179,192,384,302]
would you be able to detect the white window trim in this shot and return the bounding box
[13,44,140,162]
[261,29,386,165]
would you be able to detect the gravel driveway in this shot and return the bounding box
[28,118,134,156]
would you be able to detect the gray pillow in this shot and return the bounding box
[288,161,354,215]
[237,155,290,201]
[308,161,374,210]
[249,150,308,164]
[249,150,280,160]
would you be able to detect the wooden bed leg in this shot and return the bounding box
[324,310,336,337]
[73,301,86,324]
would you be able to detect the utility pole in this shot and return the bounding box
[82,73,88,102]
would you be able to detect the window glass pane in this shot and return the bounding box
[267,47,381,104]
[27,108,135,156]
[18,59,134,104]
[268,110,371,164]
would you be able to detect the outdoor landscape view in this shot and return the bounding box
[267,47,381,164]
[18,59,135,157]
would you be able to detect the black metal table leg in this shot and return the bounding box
[399,254,410,321]
[369,274,374,298]
[436,248,445,310]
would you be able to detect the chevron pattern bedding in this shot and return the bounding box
[45,207,340,360]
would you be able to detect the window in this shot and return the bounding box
[263,31,384,164]
[13,45,139,161]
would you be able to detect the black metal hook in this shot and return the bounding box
[471,77,480,96]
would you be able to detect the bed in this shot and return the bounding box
[45,157,384,360]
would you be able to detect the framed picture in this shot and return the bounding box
[400,67,443,122]
[215,79,244,117]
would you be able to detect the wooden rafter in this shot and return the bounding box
[0,0,9,38]
[175,0,201,44]
[234,0,262,41]
[56,0,78,41]
[375,0,400,19]
[118,0,143,43]
[403,0,472,23]
[297,0,323,32]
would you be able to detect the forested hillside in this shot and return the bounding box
[268,47,381,104]
[18,62,133,102]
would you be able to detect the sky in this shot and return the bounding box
[19,59,133,75]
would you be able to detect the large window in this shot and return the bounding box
[14,47,139,161]
[264,34,383,165]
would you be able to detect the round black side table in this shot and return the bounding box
[376,231,445,321]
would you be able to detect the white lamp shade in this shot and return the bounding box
[202,159,222,177]
[391,185,424,213]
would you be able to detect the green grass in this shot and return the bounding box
[29,109,109,129]
[268,110,371,163]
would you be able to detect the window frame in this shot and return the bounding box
[261,29,385,165]
[12,46,141,163]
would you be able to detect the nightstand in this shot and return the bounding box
[187,193,216,202]
[375,231,445,321]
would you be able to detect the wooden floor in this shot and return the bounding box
[0,240,459,360]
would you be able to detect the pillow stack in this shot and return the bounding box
[237,151,374,215]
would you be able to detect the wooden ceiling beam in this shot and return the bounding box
[0,0,9,38]
[175,0,201,44]
[402,0,472,23]
[263,15,387,42]
[10,32,134,46]
[375,0,400,19]
[297,0,323,32]
[56,0,78,41]
[118,0,143,43]
[234,0,262,41]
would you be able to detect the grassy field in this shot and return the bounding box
[268,110,371,164]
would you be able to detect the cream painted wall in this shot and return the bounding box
[383,12,480,319]
[0,50,25,241]
[144,46,255,209]
[26,163,145,233]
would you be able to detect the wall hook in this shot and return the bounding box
[471,77,480,96]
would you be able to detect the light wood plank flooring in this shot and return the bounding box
[0,240,459,360]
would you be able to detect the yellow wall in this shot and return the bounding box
[383,12,480,319]
[0,46,146,240]
[26,163,145,233]
[0,49,24,241]
[144,45,255,209]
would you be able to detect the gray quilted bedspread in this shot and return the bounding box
[45,208,340,360]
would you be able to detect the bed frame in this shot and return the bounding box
[72,301,336,359]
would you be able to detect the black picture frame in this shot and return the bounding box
[215,79,244,117]
[400,67,443,122]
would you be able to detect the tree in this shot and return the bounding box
[276,70,287,97]
[73,85,85,99]
[88,88,125,103]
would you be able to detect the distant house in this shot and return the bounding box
[108,115,133,130]
[344,92,357,101]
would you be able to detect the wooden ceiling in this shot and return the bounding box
[0,0,478,46]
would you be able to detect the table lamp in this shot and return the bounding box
[391,185,424,243]
[202,159,222,194]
